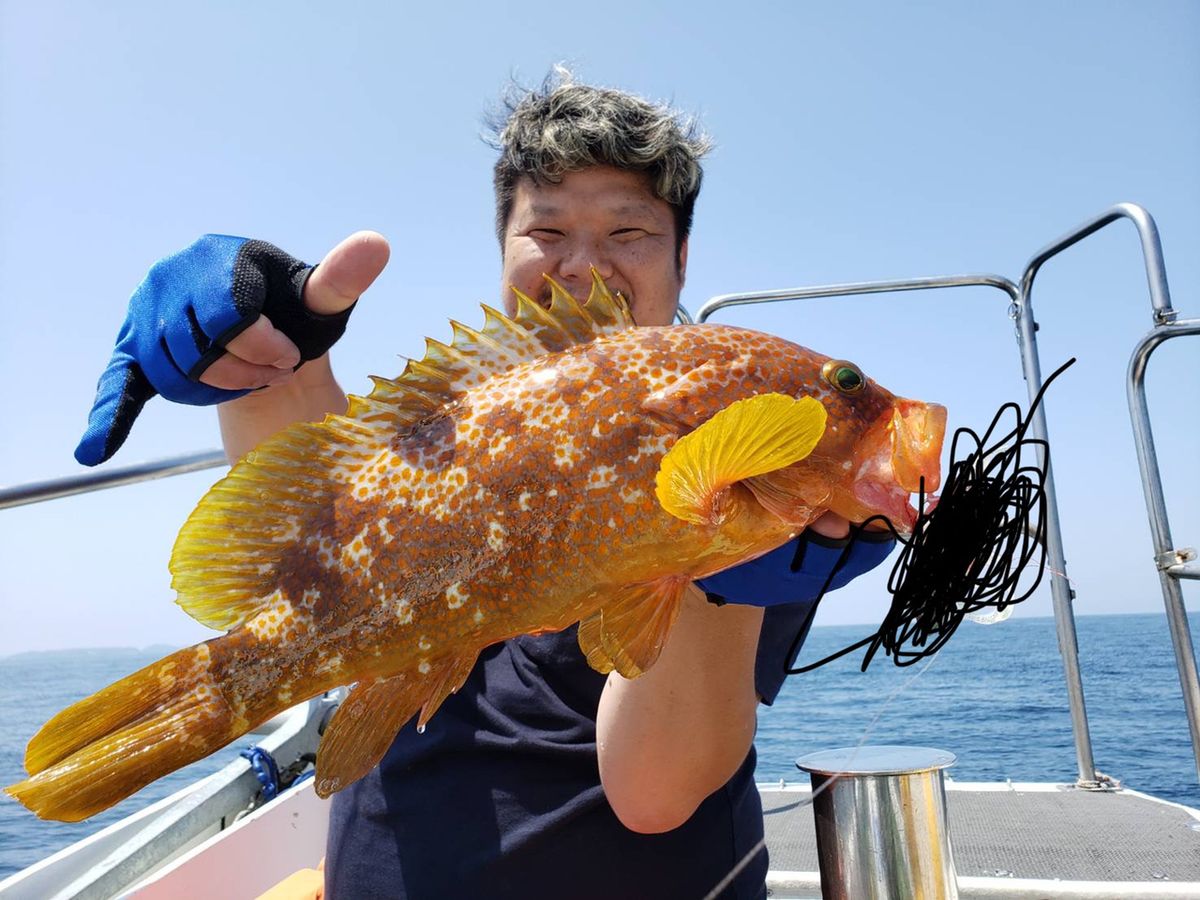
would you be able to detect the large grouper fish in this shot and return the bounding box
[8,272,946,822]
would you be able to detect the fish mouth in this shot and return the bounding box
[852,481,939,533]
[850,399,947,533]
[891,400,947,494]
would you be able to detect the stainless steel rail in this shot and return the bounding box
[0,277,1022,515]
[0,450,227,511]
[1127,317,1200,785]
[695,272,1107,788]
[1018,202,1198,787]
[695,274,1019,321]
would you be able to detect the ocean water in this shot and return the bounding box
[0,648,248,881]
[756,611,1200,803]
[1,612,1197,880]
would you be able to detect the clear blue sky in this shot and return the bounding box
[0,1,1196,656]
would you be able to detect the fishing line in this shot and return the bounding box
[785,357,1076,675]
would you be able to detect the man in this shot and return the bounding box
[77,72,894,898]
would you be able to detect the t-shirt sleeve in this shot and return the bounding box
[753,529,896,705]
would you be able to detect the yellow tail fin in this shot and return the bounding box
[5,644,239,822]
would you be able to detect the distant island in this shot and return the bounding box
[0,644,182,662]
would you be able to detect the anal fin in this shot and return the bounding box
[577,577,690,679]
[315,654,477,798]
[417,654,476,731]
[315,676,414,797]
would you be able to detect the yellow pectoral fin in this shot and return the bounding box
[577,577,689,679]
[655,393,827,526]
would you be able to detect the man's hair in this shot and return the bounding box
[487,67,712,265]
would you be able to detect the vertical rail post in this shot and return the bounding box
[1127,321,1200,784]
[1009,286,1098,785]
[1016,201,1181,787]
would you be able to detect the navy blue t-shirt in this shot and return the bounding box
[326,534,893,899]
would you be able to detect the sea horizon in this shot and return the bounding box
[0,609,1176,661]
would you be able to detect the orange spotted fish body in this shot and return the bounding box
[8,274,946,821]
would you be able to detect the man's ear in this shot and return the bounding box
[677,237,689,286]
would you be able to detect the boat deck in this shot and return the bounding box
[761,781,1200,898]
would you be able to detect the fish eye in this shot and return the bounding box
[822,360,865,394]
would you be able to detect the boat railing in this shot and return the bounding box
[1022,203,1199,788]
[0,449,227,511]
[2,203,1195,794]
[697,202,1197,789]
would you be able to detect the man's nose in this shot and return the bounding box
[557,236,614,283]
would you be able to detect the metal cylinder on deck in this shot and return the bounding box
[797,745,958,900]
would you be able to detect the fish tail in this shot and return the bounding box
[5,643,241,822]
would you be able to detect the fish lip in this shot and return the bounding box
[891,402,948,494]
[850,481,941,536]
[848,399,945,531]
[854,480,921,532]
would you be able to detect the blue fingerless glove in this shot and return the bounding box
[76,235,355,466]
[696,528,896,608]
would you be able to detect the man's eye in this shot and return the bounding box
[530,228,564,240]
[612,228,649,241]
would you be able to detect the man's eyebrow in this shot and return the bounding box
[526,203,661,218]
[609,203,660,217]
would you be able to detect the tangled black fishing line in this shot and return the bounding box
[785,358,1076,674]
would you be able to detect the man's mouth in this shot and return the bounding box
[536,285,629,311]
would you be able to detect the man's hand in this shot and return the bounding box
[695,512,896,607]
[75,231,389,466]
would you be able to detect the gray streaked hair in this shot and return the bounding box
[486,67,713,264]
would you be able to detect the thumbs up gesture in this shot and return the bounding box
[75,232,388,465]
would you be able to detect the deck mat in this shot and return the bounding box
[761,786,1200,882]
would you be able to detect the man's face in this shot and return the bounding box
[500,166,687,328]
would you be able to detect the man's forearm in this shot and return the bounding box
[596,588,764,833]
[217,354,348,462]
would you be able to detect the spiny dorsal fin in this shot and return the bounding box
[365,268,634,408]
[171,271,634,633]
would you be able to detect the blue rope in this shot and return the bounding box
[240,745,281,801]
